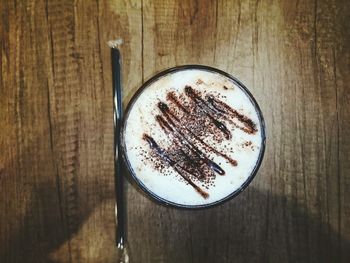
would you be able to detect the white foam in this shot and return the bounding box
[123,68,264,206]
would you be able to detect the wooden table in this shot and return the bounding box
[1,0,349,262]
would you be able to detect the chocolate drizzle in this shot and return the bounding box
[206,94,257,134]
[143,134,209,199]
[184,86,232,139]
[142,85,257,198]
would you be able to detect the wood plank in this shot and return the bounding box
[333,1,350,261]
[0,1,69,262]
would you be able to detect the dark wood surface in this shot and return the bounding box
[1,0,349,262]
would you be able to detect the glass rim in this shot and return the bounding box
[120,64,266,209]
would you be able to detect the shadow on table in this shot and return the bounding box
[1,134,349,263]
[0,128,116,262]
[126,178,350,263]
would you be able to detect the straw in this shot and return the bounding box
[108,38,129,263]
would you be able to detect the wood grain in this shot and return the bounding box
[0,0,349,262]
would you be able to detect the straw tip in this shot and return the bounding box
[108,39,124,49]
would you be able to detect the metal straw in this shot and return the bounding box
[108,39,129,263]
